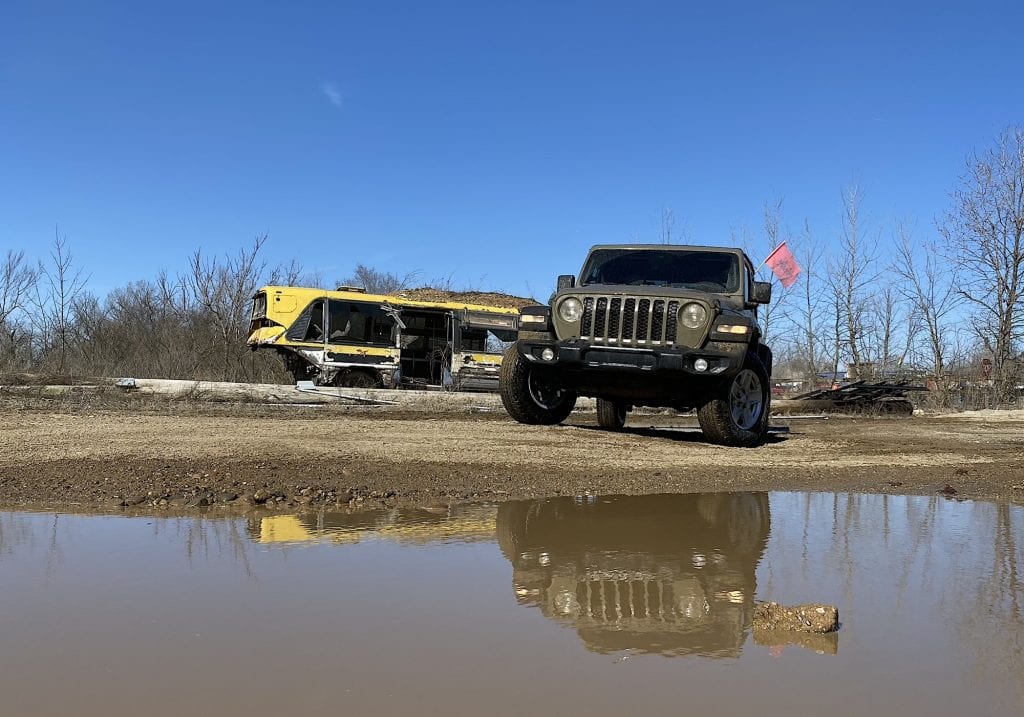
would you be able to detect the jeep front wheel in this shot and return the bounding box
[596,398,628,430]
[499,344,577,425]
[697,353,771,447]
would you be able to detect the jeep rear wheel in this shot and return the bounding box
[500,344,577,425]
[596,398,628,430]
[697,353,771,447]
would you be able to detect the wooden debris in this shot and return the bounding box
[774,380,926,416]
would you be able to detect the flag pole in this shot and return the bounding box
[757,241,787,272]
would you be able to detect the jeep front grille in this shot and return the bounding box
[580,296,680,346]
[573,577,689,623]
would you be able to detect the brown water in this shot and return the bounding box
[1,493,1021,716]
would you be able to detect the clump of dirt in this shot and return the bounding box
[753,602,839,633]
[397,287,537,309]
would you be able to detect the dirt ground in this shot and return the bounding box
[1,396,1022,513]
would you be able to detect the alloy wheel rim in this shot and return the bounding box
[528,372,566,409]
[729,369,763,430]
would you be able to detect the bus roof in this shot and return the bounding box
[256,285,523,315]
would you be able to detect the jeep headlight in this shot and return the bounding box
[679,302,708,329]
[558,297,583,323]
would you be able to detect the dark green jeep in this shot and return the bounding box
[499,244,774,446]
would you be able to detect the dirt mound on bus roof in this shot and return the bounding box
[397,288,537,309]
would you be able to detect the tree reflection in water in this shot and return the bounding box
[764,493,1023,707]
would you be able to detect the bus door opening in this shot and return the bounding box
[397,309,452,387]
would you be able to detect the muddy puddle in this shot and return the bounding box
[1,492,1022,716]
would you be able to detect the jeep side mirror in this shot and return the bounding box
[557,274,576,291]
[752,281,772,304]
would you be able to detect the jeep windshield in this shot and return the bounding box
[579,248,740,292]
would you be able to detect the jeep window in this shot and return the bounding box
[579,249,740,292]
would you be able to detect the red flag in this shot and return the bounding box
[764,242,801,288]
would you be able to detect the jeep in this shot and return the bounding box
[499,244,774,446]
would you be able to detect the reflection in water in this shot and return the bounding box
[1,495,1022,716]
[496,493,770,657]
[0,512,35,556]
[247,505,498,546]
[764,493,1024,709]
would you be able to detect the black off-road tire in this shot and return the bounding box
[725,492,771,555]
[697,353,771,447]
[596,398,628,430]
[499,344,577,425]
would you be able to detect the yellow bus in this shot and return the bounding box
[247,285,519,390]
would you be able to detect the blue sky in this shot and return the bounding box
[2,0,1022,299]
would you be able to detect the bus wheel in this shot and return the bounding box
[339,370,380,389]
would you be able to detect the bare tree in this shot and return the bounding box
[781,220,827,380]
[941,126,1024,395]
[757,198,795,343]
[268,259,323,288]
[659,207,675,244]
[894,223,961,390]
[829,281,844,382]
[35,230,88,374]
[183,234,269,381]
[0,250,38,370]
[828,184,880,379]
[339,264,418,295]
[861,281,917,376]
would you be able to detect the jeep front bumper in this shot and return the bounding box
[518,339,745,376]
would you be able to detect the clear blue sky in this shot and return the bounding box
[2,0,1022,299]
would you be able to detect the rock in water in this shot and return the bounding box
[753,602,839,633]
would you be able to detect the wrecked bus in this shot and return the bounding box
[247,285,519,390]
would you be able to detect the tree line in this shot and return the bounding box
[0,228,428,385]
[1,127,1022,406]
[738,127,1024,407]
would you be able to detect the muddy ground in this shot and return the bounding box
[1,394,1022,513]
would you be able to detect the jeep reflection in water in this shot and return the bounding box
[499,245,773,446]
[497,493,770,658]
